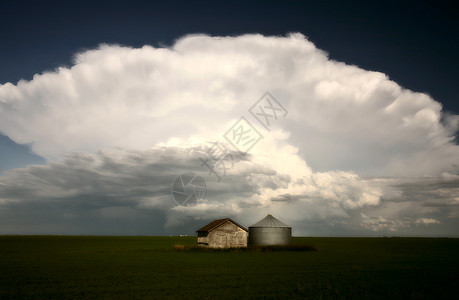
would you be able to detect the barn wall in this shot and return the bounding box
[207,222,248,248]
[197,232,208,246]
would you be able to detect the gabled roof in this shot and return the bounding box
[249,214,290,228]
[196,218,248,232]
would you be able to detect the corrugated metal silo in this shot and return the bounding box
[249,214,292,246]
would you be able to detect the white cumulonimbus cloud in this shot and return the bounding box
[0,33,458,235]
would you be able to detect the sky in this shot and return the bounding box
[0,0,458,236]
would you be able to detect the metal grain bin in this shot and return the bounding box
[249,214,292,246]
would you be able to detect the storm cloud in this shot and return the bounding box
[0,33,458,235]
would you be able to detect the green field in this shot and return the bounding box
[0,236,458,299]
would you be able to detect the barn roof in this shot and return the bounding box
[196,218,248,232]
[249,214,290,228]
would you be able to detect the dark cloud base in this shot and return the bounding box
[0,147,457,236]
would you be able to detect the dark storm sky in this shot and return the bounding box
[0,0,458,236]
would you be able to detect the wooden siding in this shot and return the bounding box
[205,221,248,248]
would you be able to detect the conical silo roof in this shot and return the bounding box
[250,214,290,228]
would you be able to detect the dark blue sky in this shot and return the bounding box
[0,0,458,172]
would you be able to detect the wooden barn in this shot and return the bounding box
[196,218,248,248]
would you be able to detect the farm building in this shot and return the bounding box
[249,214,292,246]
[196,218,248,248]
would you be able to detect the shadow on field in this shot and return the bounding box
[173,244,317,252]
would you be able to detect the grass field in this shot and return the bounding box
[0,236,458,299]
